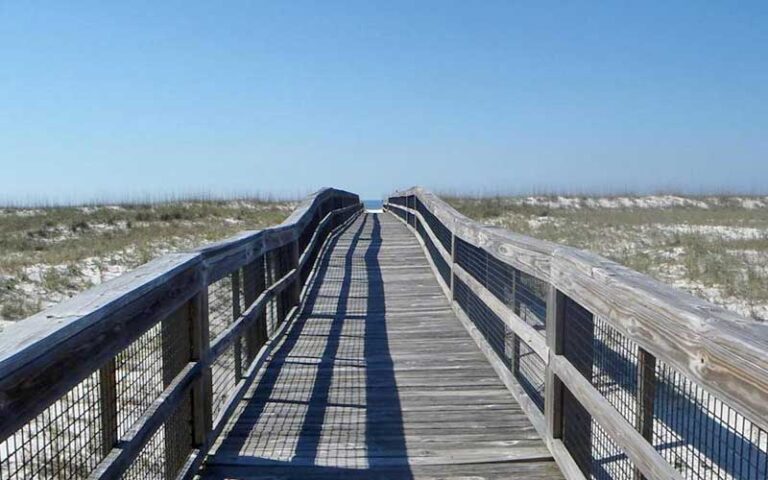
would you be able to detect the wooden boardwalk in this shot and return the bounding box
[201,213,563,479]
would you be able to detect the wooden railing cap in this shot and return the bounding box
[387,186,768,433]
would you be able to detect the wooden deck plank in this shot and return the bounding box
[201,213,562,479]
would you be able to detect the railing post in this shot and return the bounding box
[243,257,266,362]
[231,270,243,381]
[634,347,657,480]
[266,250,278,332]
[290,239,301,307]
[98,359,118,456]
[450,225,456,301]
[190,289,213,447]
[510,269,519,375]
[545,285,566,439]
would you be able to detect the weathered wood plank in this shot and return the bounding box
[550,354,684,480]
[177,201,363,480]
[0,188,362,480]
[545,285,566,440]
[453,263,549,360]
[204,213,562,479]
[389,187,768,433]
[0,256,203,442]
[390,209,584,480]
[89,362,201,480]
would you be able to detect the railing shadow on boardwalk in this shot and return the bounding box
[210,214,413,479]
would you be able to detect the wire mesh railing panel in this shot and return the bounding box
[298,210,320,253]
[0,194,360,480]
[115,323,164,437]
[211,343,237,420]
[564,301,640,426]
[405,195,415,225]
[161,307,192,387]
[592,417,636,480]
[563,386,637,480]
[163,390,193,479]
[242,256,266,366]
[514,337,546,413]
[265,245,292,335]
[391,193,768,480]
[561,292,768,480]
[121,427,163,480]
[455,236,487,286]
[116,394,192,480]
[592,317,639,427]
[0,371,103,480]
[300,218,330,284]
[516,270,547,330]
[653,360,768,480]
[455,277,509,369]
[485,253,515,306]
[563,297,595,381]
[417,217,451,286]
[563,386,594,477]
[415,196,452,252]
[208,275,234,341]
[486,255,547,334]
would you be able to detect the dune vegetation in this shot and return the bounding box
[0,198,295,324]
[444,194,768,322]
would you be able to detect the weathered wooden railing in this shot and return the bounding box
[386,187,768,480]
[0,188,362,480]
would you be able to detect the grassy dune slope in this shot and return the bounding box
[0,199,295,323]
[445,195,768,321]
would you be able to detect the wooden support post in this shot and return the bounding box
[290,239,301,307]
[231,270,243,381]
[449,227,456,301]
[559,295,595,476]
[507,266,519,374]
[634,347,657,480]
[242,258,260,363]
[275,249,283,327]
[190,290,212,447]
[545,285,566,439]
[511,269,522,375]
[256,256,268,349]
[99,359,118,456]
[266,251,277,334]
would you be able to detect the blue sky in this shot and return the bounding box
[1,1,766,202]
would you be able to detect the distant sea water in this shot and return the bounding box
[363,199,384,212]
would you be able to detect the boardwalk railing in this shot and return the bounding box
[386,187,768,480]
[0,188,362,480]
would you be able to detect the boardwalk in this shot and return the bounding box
[201,213,562,479]
[4,188,765,480]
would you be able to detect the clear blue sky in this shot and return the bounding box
[1,1,767,202]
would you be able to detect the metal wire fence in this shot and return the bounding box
[653,360,768,480]
[0,192,361,480]
[456,236,548,333]
[387,192,768,480]
[415,196,452,252]
[416,216,451,285]
[561,293,768,480]
[0,371,103,480]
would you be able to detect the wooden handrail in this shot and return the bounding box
[386,187,768,480]
[0,187,362,479]
[387,186,768,432]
